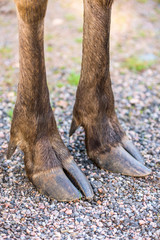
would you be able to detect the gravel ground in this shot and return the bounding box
[0,75,160,239]
[0,0,160,239]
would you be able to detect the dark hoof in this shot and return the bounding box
[122,136,145,164]
[93,145,151,177]
[32,158,93,201]
[63,158,93,200]
[7,140,17,159]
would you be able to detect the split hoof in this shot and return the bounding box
[122,136,145,164]
[92,145,151,177]
[32,158,93,201]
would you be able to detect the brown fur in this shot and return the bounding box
[72,0,124,159]
[10,0,71,181]
[10,0,124,185]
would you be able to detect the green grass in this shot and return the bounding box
[122,56,155,72]
[3,66,15,86]
[56,82,65,88]
[137,30,147,38]
[77,27,83,33]
[67,71,80,86]
[72,57,81,64]
[137,0,147,3]
[0,46,12,58]
[45,34,54,41]
[127,96,132,101]
[149,15,158,23]
[75,37,82,44]
[116,43,123,53]
[155,8,160,14]
[7,109,13,119]
[46,45,53,52]
[147,85,153,90]
[65,14,76,21]
[52,68,60,74]
[60,66,66,70]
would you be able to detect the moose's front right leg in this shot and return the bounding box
[7,0,93,201]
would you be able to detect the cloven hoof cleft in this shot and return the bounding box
[122,136,145,164]
[32,159,94,202]
[93,144,151,177]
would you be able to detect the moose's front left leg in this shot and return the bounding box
[70,0,151,177]
[7,0,93,201]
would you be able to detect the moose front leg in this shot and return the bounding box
[7,0,93,201]
[70,0,151,176]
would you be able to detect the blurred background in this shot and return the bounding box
[0,0,159,89]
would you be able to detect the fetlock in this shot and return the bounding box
[8,103,64,167]
[70,93,125,158]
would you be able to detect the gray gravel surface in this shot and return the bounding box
[0,68,160,239]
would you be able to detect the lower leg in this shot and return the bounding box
[8,0,93,201]
[71,0,151,176]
